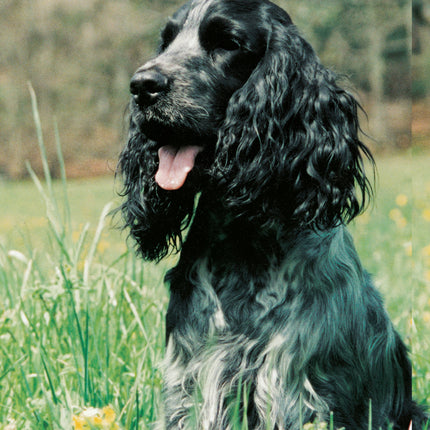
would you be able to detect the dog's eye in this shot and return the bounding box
[201,17,242,54]
[215,35,240,52]
[205,33,242,56]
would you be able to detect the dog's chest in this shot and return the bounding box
[187,258,293,340]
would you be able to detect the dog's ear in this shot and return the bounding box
[117,119,195,261]
[214,21,373,229]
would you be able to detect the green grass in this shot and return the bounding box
[0,98,429,428]
[349,149,430,408]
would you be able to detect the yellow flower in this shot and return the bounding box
[72,415,86,430]
[395,194,408,207]
[422,245,430,257]
[72,407,120,429]
[423,209,430,222]
[389,209,407,228]
[94,416,103,425]
[423,312,430,323]
[102,407,116,424]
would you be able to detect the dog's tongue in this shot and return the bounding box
[155,145,202,190]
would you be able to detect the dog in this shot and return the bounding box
[117,0,428,428]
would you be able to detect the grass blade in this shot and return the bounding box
[84,202,113,286]
[54,117,72,233]
[28,82,54,199]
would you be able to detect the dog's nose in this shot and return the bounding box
[130,68,169,107]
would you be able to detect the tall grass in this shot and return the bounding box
[0,94,429,428]
[0,89,167,429]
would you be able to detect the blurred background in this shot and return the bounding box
[0,0,428,180]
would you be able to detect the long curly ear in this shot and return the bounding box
[116,118,196,261]
[214,20,373,229]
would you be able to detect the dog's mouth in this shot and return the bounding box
[131,105,214,190]
[155,145,204,190]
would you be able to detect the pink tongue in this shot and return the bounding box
[155,145,202,190]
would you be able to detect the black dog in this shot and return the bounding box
[118,0,428,428]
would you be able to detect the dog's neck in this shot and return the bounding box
[178,191,294,273]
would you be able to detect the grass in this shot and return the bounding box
[0,99,429,428]
[349,149,430,406]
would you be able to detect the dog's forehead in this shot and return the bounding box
[184,0,213,27]
[158,0,213,57]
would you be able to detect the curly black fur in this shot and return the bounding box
[117,0,428,428]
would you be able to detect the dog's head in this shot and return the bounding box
[128,0,273,191]
[119,0,373,260]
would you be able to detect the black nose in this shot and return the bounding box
[130,68,169,107]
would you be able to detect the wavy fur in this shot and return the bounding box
[117,0,428,428]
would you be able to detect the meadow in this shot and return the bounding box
[0,112,429,428]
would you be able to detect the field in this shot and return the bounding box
[1,144,430,428]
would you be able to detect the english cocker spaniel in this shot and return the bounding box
[117,0,428,428]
